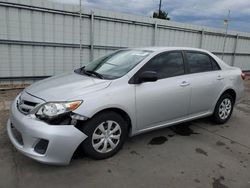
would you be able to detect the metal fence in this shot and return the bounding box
[1,0,250,85]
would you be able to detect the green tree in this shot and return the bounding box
[153,10,170,20]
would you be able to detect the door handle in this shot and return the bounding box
[217,75,224,80]
[180,81,190,87]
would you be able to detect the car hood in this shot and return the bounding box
[25,72,111,101]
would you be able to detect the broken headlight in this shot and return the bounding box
[35,101,82,119]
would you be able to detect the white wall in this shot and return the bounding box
[1,0,250,84]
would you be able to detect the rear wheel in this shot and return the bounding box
[80,111,128,159]
[212,93,234,124]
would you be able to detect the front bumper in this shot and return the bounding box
[7,97,87,165]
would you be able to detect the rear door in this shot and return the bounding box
[184,51,224,115]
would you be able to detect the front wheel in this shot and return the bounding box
[80,111,128,159]
[212,93,234,124]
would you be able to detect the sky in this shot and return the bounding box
[51,0,250,33]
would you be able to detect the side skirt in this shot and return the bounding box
[131,111,213,136]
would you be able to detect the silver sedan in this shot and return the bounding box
[7,47,245,165]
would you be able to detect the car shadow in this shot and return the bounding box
[72,116,219,160]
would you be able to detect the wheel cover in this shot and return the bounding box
[219,98,232,120]
[92,120,121,153]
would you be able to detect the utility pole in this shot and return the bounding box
[222,10,230,60]
[79,0,83,67]
[158,0,162,16]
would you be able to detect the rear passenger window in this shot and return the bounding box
[141,52,185,79]
[186,52,213,73]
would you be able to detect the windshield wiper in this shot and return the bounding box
[85,70,104,79]
[75,66,104,79]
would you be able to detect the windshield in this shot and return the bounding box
[75,49,152,79]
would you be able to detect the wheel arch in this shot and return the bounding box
[211,88,237,114]
[89,107,133,136]
[220,88,236,104]
[211,88,236,124]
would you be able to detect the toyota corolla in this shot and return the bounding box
[7,47,245,165]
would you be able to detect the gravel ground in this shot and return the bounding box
[0,80,250,188]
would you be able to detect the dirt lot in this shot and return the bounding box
[0,80,250,188]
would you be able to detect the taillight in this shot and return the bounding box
[241,72,247,80]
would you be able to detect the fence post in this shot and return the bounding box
[90,11,94,61]
[79,0,83,67]
[200,29,204,48]
[232,34,238,66]
[153,22,157,46]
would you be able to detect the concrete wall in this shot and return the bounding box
[1,0,250,85]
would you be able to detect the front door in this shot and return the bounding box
[134,51,191,130]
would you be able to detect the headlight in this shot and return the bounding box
[35,101,82,119]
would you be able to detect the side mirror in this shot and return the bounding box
[137,71,158,83]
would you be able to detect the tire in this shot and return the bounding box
[79,111,128,160]
[212,93,234,124]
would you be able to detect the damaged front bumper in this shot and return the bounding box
[7,97,88,165]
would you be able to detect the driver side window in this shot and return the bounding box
[140,51,185,79]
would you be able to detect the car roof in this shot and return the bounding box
[129,46,210,53]
[127,46,233,70]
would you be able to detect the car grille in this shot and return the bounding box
[17,99,38,115]
[17,92,43,115]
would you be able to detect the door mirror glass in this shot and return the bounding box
[137,71,158,83]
